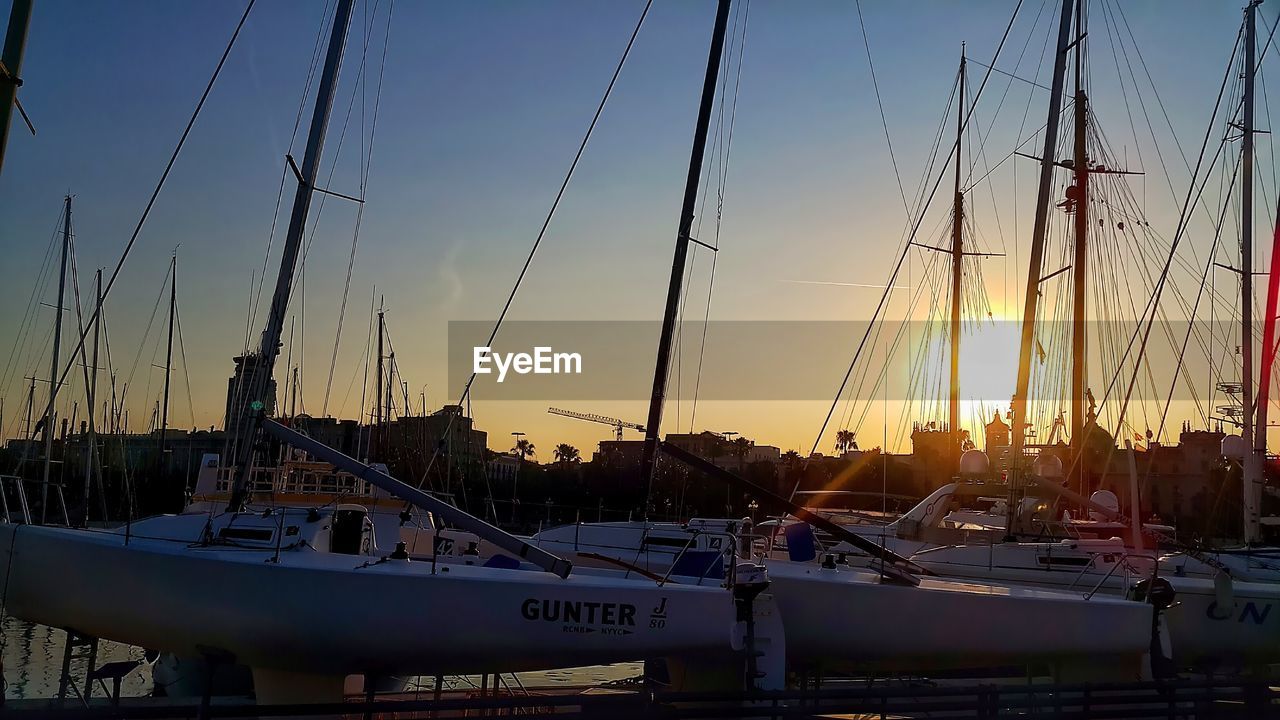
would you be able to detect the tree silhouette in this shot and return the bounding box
[835,429,857,455]
[553,443,581,466]
[513,438,536,460]
[732,436,752,471]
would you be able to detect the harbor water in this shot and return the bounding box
[1,617,150,699]
[0,617,640,700]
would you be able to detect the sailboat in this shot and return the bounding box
[874,0,1280,673]
[0,0,786,702]
[527,0,1157,682]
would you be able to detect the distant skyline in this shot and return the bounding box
[0,0,1272,457]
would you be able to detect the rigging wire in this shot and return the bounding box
[246,0,338,347]
[1153,158,1240,442]
[690,0,751,433]
[414,0,655,488]
[827,73,959,454]
[854,0,910,219]
[174,302,197,429]
[673,0,746,431]
[43,0,257,435]
[804,0,1025,467]
[321,0,395,418]
[120,264,174,406]
[1063,16,1241,486]
[0,207,64,405]
[67,234,97,439]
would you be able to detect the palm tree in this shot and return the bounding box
[731,436,752,471]
[835,429,857,455]
[513,438,536,460]
[707,437,728,467]
[782,449,802,467]
[553,443,581,467]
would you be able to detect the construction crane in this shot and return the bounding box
[547,407,644,441]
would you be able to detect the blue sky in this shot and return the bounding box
[0,0,1265,455]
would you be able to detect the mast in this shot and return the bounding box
[84,269,101,522]
[640,0,733,491]
[109,376,118,433]
[374,304,384,461]
[386,351,395,424]
[0,0,32,177]
[41,194,70,523]
[227,0,355,510]
[24,377,33,440]
[949,47,966,456]
[1243,0,1262,545]
[1010,0,1075,534]
[1070,0,1089,494]
[158,253,176,464]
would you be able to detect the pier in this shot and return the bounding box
[1,677,1279,719]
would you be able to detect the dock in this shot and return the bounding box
[1,677,1278,719]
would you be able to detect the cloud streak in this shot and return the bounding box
[779,279,913,290]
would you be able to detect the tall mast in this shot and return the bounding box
[41,194,70,523]
[386,351,395,424]
[374,303,384,461]
[109,376,117,433]
[158,253,176,464]
[949,47,966,456]
[1070,0,1089,494]
[0,0,32,177]
[640,0,733,491]
[1243,0,1262,545]
[282,318,294,419]
[84,268,101,522]
[24,377,33,440]
[1010,0,1075,533]
[227,0,355,510]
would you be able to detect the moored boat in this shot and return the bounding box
[0,506,774,702]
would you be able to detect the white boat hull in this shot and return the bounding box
[762,559,1153,675]
[0,523,740,678]
[912,546,1280,670]
[534,520,1155,678]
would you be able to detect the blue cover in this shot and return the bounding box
[784,522,817,562]
[482,554,521,569]
[669,550,725,580]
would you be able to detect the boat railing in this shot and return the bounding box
[0,475,65,526]
[657,528,746,587]
[0,474,33,524]
[1079,553,1135,600]
[658,535,701,586]
[549,520,749,586]
[213,465,371,497]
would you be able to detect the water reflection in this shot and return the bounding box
[1,616,637,700]
[1,617,150,700]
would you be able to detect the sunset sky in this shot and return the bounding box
[0,0,1271,459]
